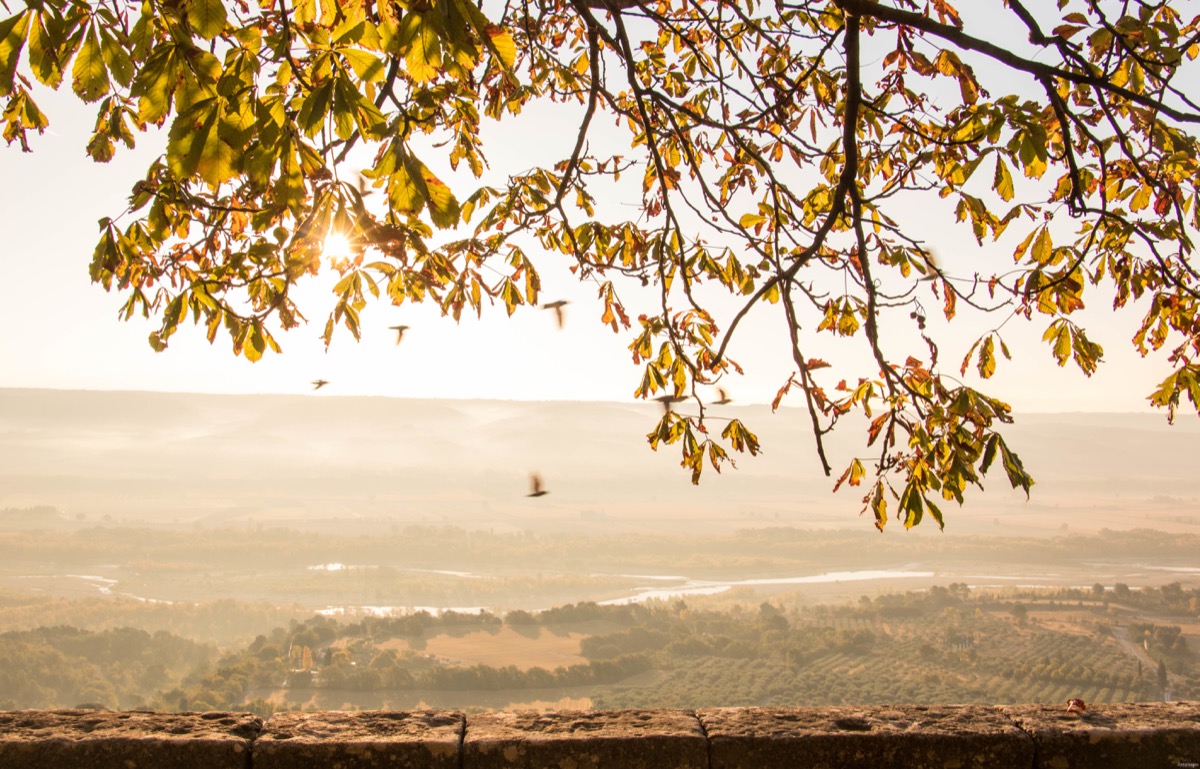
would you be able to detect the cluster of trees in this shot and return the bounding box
[1129,623,1191,660]
[0,626,215,710]
[1112,582,1200,616]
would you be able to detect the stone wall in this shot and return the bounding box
[2,703,1199,769]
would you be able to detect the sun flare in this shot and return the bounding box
[323,231,353,260]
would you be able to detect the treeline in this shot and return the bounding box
[0,626,215,710]
[0,593,310,646]
[315,655,651,692]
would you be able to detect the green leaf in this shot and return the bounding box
[296,79,334,137]
[3,87,49,148]
[867,480,887,532]
[197,106,235,187]
[1042,320,1071,367]
[925,497,945,530]
[499,277,521,315]
[406,153,460,228]
[977,335,996,379]
[97,24,134,88]
[720,419,761,455]
[1017,133,1048,179]
[132,44,179,125]
[187,0,227,40]
[1030,226,1052,265]
[998,438,1033,497]
[0,12,30,97]
[71,26,109,102]
[398,11,442,83]
[899,481,923,529]
[25,10,64,88]
[341,48,386,83]
[992,156,1014,202]
[387,155,426,216]
[245,324,266,362]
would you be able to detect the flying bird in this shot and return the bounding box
[654,394,687,414]
[715,387,732,405]
[527,472,549,498]
[542,300,569,329]
[389,325,410,345]
[311,379,330,390]
[356,172,375,197]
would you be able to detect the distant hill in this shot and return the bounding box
[1,388,1198,536]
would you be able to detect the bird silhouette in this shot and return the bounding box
[542,300,569,329]
[312,379,330,390]
[527,472,549,497]
[389,325,410,345]
[356,172,374,197]
[654,394,687,414]
[715,387,733,405]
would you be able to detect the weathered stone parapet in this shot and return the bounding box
[465,709,707,769]
[254,710,462,769]
[1003,701,1200,769]
[0,709,261,769]
[700,705,1034,769]
[1,704,1199,769]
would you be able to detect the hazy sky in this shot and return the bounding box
[0,9,1182,413]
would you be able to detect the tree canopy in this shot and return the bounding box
[4,0,1200,529]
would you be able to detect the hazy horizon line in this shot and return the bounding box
[0,385,1168,415]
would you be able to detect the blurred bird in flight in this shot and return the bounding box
[311,379,330,390]
[527,473,549,497]
[715,387,732,405]
[542,300,569,329]
[654,395,687,414]
[389,325,410,345]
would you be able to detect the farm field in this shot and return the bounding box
[7,578,1195,714]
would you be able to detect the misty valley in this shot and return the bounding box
[2,389,1199,714]
[1,521,1197,714]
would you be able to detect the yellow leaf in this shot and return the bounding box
[484,24,516,69]
[0,13,31,97]
[978,335,996,378]
[341,49,386,83]
[399,12,441,83]
[186,0,227,40]
[1030,227,1052,265]
[1130,184,1152,212]
[71,26,109,103]
[993,156,1014,202]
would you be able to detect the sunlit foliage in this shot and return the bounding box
[4,0,1200,527]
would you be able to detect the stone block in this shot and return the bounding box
[1003,701,1200,769]
[465,709,707,769]
[0,709,261,769]
[700,705,1034,769]
[253,710,462,769]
